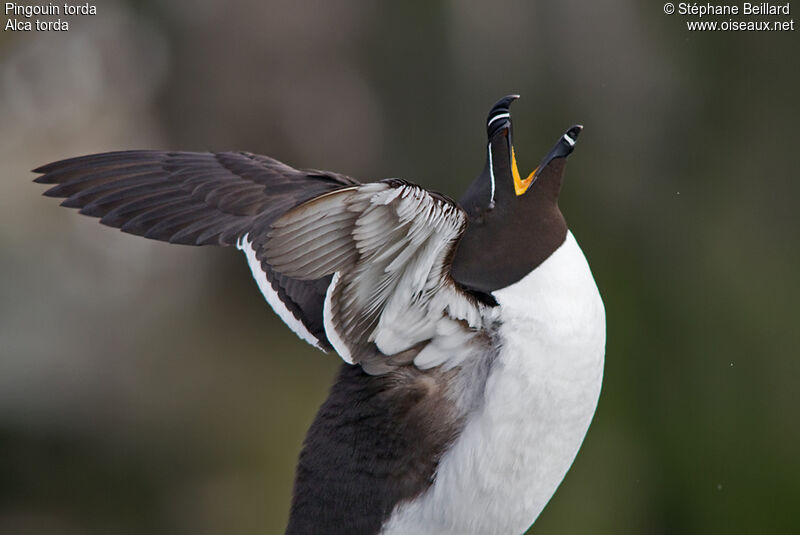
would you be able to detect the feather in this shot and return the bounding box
[34,149,358,351]
[265,180,486,373]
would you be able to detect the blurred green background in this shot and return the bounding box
[1,1,798,534]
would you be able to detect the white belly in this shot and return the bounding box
[382,231,606,534]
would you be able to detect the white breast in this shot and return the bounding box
[382,231,606,535]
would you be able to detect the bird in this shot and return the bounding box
[34,95,606,535]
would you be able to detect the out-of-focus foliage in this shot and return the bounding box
[1,1,797,534]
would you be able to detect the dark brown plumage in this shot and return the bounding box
[34,150,360,349]
[33,96,589,535]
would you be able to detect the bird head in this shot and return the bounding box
[451,95,582,294]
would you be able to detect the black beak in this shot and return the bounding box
[532,125,582,180]
[486,94,520,137]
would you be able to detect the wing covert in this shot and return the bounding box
[264,180,490,374]
[34,150,359,351]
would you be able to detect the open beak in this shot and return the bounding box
[513,124,583,195]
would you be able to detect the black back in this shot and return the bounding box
[287,364,460,535]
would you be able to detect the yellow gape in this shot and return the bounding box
[512,146,536,196]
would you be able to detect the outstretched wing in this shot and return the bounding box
[264,180,490,374]
[33,150,359,350]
